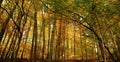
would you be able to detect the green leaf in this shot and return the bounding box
[83,0,92,4]
[64,0,68,2]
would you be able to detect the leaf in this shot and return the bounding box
[64,0,68,2]
[83,0,92,4]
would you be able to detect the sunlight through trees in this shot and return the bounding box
[0,0,120,62]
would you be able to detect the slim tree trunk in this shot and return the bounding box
[20,23,31,59]
[41,9,45,61]
[48,14,57,62]
[61,20,66,60]
[55,16,62,60]
[46,19,51,60]
[4,29,17,59]
[0,5,16,42]
[0,27,15,61]
[30,30,34,60]
[74,23,76,59]
[91,28,106,62]
[33,11,38,62]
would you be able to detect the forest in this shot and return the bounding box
[0,0,120,62]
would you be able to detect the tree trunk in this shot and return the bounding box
[0,5,16,42]
[41,9,45,61]
[92,28,106,62]
[33,11,38,62]
[48,14,57,62]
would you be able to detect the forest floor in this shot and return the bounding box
[0,58,113,62]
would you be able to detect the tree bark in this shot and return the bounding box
[0,5,16,42]
[48,14,57,62]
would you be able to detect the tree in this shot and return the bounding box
[0,0,120,62]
